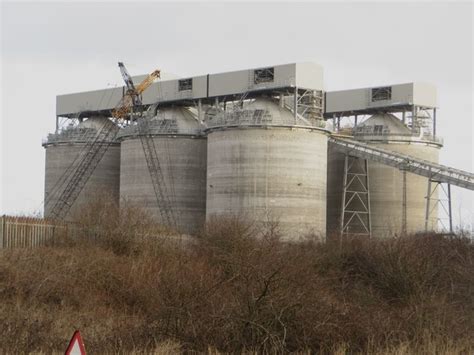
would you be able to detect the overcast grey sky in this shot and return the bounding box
[1,1,473,227]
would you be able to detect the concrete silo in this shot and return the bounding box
[43,116,121,220]
[206,98,329,241]
[118,107,207,234]
[327,113,442,237]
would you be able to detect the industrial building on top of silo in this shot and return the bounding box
[45,62,474,240]
[325,83,443,238]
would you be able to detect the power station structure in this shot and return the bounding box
[43,62,474,240]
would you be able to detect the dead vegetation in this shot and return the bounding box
[0,203,472,353]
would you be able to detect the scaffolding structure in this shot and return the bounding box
[340,155,371,238]
[425,180,453,233]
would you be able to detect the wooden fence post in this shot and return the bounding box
[0,216,4,249]
[0,216,75,249]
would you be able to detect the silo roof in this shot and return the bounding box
[358,113,411,135]
[206,97,326,129]
[117,107,204,139]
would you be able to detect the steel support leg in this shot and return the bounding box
[340,155,349,239]
[340,155,371,239]
[448,183,453,233]
[425,180,453,233]
[402,170,407,235]
[425,179,432,231]
[294,87,298,123]
[197,99,202,122]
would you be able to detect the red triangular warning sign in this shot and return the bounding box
[65,330,86,355]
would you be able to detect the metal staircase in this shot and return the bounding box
[329,137,474,191]
[48,119,119,219]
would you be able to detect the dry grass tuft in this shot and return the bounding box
[0,201,472,353]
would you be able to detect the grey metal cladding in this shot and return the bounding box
[325,83,437,115]
[56,62,324,117]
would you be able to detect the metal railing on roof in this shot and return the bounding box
[43,127,117,145]
[206,108,326,129]
[116,118,204,139]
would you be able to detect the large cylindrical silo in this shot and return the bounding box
[43,116,121,220]
[118,107,207,234]
[327,113,442,238]
[206,98,329,241]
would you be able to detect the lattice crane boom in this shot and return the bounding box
[48,120,119,220]
[47,63,162,220]
[116,62,177,228]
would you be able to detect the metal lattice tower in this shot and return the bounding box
[118,63,178,229]
[329,137,474,190]
[425,180,453,233]
[340,155,371,238]
[47,63,160,221]
[401,169,408,235]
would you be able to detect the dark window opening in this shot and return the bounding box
[371,86,392,101]
[178,78,193,91]
[374,125,384,134]
[254,67,274,84]
[253,109,265,122]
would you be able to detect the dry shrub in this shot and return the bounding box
[68,192,175,255]
[0,206,472,353]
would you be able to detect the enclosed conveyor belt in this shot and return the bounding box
[329,137,474,190]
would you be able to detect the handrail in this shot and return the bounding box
[329,137,474,190]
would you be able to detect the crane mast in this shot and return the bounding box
[48,63,163,221]
[117,62,177,227]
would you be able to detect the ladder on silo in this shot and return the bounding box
[48,120,120,220]
[329,137,474,190]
